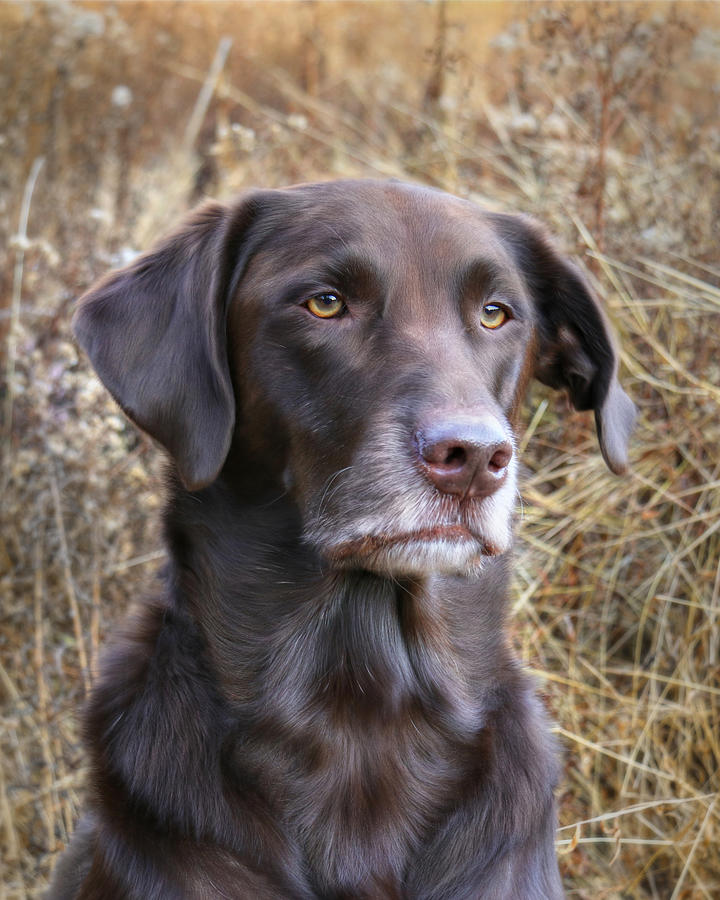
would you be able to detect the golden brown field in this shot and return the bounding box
[2,2,719,897]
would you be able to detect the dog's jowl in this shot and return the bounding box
[51,180,635,899]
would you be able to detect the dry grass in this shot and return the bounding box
[1,2,719,897]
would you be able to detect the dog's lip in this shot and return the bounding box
[326,525,495,561]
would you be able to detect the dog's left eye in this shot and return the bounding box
[305,293,346,319]
[480,303,509,330]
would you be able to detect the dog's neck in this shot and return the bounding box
[163,473,515,735]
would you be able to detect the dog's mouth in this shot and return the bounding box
[326,525,499,564]
[305,460,518,574]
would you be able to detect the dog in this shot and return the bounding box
[51,179,634,899]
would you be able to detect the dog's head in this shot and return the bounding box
[74,180,634,576]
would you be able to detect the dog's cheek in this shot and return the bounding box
[284,424,360,523]
[241,350,370,512]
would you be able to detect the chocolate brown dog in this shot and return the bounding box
[51,180,634,899]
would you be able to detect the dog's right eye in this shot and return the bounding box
[305,293,346,319]
[480,303,509,330]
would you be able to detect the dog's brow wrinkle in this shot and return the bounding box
[324,253,382,280]
[458,258,504,289]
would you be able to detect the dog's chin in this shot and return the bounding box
[320,528,510,577]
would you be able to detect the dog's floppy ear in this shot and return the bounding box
[73,197,262,491]
[494,214,636,474]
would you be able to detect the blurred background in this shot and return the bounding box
[2,2,719,897]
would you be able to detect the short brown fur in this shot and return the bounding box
[51,180,634,899]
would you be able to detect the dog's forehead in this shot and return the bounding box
[249,180,512,273]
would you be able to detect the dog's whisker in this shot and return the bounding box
[314,465,354,521]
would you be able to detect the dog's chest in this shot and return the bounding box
[250,701,475,896]
[234,578,482,895]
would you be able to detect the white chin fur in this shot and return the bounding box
[314,461,517,576]
[329,537,498,577]
[304,436,518,577]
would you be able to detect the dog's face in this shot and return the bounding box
[74,180,635,576]
[231,183,532,575]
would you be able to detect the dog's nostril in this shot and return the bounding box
[488,446,512,473]
[444,446,467,468]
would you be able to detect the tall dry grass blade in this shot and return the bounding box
[0,764,23,893]
[33,526,59,854]
[555,726,697,794]
[4,156,44,469]
[637,258,720,304]
[49,469,91,696]
[669,795,718,900]
[558,794,717,832]
[183,36,233,156]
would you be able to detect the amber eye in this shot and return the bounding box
[306,293,346,319]
[480,303,508,330]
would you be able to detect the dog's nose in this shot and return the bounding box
[415,420,512,498]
